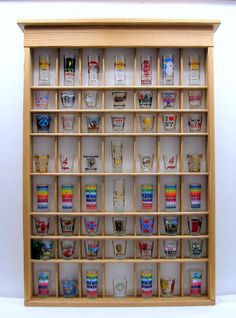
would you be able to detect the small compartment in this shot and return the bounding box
[105,239,134,259]
[33,48,57,86]
[82,91,102,109]
[82,263,103,297]
[58,137,79,173]
[136,48,157,86]
[105,113,133,133]
[160,239,181,259]
[183,175,207,211]
[183,137,207,172]
[160,48,180,86]
[136,239,158,259]
[136,263,158,297]
[160,263,180,296]
[32,113,55,134]
[81,240,103,259]
[159,176,180,212]
[136,91,157,109]
[59,49,80,86]
[159,90,180,109]
[58,239,79,260]
[160,137,180,172]
[32,215,55,236]
[183,90,206,109]
[183,215,207,235]
[183,48,205,86]
[59,91,79,109]
[33,91,55,110]
[159,113,180,133]
[32,137,55,173]
[81,176,102,212]
[183,113,207,133]
[160,216,181,235]
[81,137,102,173]
[136,215,158,235]
[58,176,79,212]
[183,262,207,296]
[59,263,80,297]
[184,238,207,259]
[82,49,103,86]
[33,263,56,296]
[136,113,157,133]
[136,176,157,212]
[136,137,157,173]
[58,114,79,133]
[32,176,55,212]
[105,90,133,109]
[105,216,133,235]
[81,114,103,133]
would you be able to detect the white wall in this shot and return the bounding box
[0,0,235,298]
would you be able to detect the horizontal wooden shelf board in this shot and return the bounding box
[30,211,209,216]
[30,235,209,240]
[30,133,209,137]
[30,172,209,176]
[30,109,208,113]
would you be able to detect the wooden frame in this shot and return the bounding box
[19,19,219,307]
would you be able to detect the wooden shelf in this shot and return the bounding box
[30,109,208,113]
[30,133,209,137]
[30,235,209,240]
[30,211,209,216]
[30,172,209,176]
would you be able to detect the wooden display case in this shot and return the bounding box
[18,19,220,307]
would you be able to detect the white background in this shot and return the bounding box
[0,0,235,301]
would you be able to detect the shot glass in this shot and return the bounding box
[138,240,154,259]
[163,240,178,259]
[113,178,125,212]
[112,217,127,235]
[86,271,98,298]
[60,154,74,172]
[162,54,174,85]
[162,114,177,131]
[160,278,175,297]
[64,54,76,85]
[84,240,100,260]
[137,91,153,109]
[188,91,202,108]
[141,270,153,298]
[61,91,75,108]
[141,55,152,85]
[164,184,177,211]
[187,154,203,172]
[34,154,49,173]
[139,216,155,235]
[139,154,154,172]
[187,216,202,235]
[62,278,77,298]
[113,275,127,297]
[36,185,49,211]
[189,270,202,297]
[31,240,41,259]
[84,216,100,235]
[162,91,176,108]
[39,55,50,86]
[139,115,155,132]
[111,115,126,132]
[35,91,49,109]
[188,115,203,132]
[114,54,126,85]
[189,239,203,258]
[36,115,51,132]
[85,184,97,210]
[38,271,50,297]
[189,184,201,210]
[86,115,101,132]
[163,154,178,172]
[189,55,200,85]
[88,54,100,85]
[62,114,75,131]
[112,91,127,109]
[60,216,75,236]
[83,155,99,172]
[111,141,123,172]
[34,217,50,235]
[61,184,74,211]
[85,91,98,108]
[112,240,127,259]
[60,240,76,259]
[164,217,179,235]
[141,184,153,210]
[40,240,54,260]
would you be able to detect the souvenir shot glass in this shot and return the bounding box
[141,184,154,210]
[141,270,153,298]
[189,55,200,85]
[39,55,50,86]
[111,141,123,172]
[85,91,98,108]
[60,240,76,259]
[64,54,76,85]
[34,217,50,235]
[31,240,41,259]
[113,275,127,297]
[188,115,203,132]
[35,91,49,109]
[38,271,50,297]
[189,270,203,297]
[61,184,74,211]
[61,91,75,108]
[84,240,100,260]
[187,153,203,172]
[36,115,51,132]
[113,179,125,212]
[36,185,49,211]
[188,216,202,235]
[189,239,203,258]
[111,115,126,132]
[137,91,153,109]
[188,91,202,108]
[84,216,100,235]
[86,271,98,298]
[112,217,127,235]
[88,54,100,85]
[112,91,127,109]
[83,155,99,172]
[162,114,177,131]
[163,240,178,259]
[62,278,77,298]
[40,240,54,260]
[139,115,155,132]
[163,154,178,172]
[85,184,97,210]
[162,54,174,85]
[114,54,126,85]
[164,184,177,211]
[139,154,154,172]
[189,184,201,210]
[86,115,101,133]
[62,114,75,131]
[34,154,49,173]
[160,278,175,297]
[112,240,127,259]
[141,55,152,85]
[138,240,154,259]
[162,91,176,108]
[164,217,179,236]
[60,216,75,236]
[139,216,155,235]
[60,154,74,172]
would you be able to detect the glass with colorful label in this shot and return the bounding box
[62,114,75,131]
[64,54,75,85]
[62,278,77,298]
[139,154,154,172]
[164,184,177,211]
[112,240,127,259]
[83,155,99,172]
[163,154,178,172]
[160,278,175,297]
[34,154,49,173]
[85,91,97,108]
[113,276,127,297]
[188,91,202,108]
[189,55,200,85]
[112,217,127,235]
[60,154,74,172]
[84,240,100,260]
[189,239,203,258]
[162,54,174,85]
[35,217,50,235]
[137,91,153,109]
[61,240,76,259]
[60,216,75,236]
[139,216,155,235]
[36,185,49,211]
[112,91,127,109]
[86,271,98,298]
[85,184,97,210]
[111,115,126,132]
[138,240,154,259]
[86,115,100,133]
[162,114,177,131]
[35,91,49,109]
[38,271,50,297]
[187,153,202,172]
[163,240,178,259]
[141,184,153,210]
[162,91,176,108]
[113,178,125,211]
[188,216,202,235]
[189,270,202,297]
[141,55,152,85]
[141,270,153,298]
[39,55,50,86]
[188,115,202,132]
[40,240,53,260]
[88,54,99,85]
[114,54,126,85]
[61,91,75,108]
[189,184,201,210]
[111,141,123,172]
[139,115,154,132]
[31,240,41,259]
[36,115,51,132]
[61,184,73,210]
[84,216,100,235]
[164,217,179,235]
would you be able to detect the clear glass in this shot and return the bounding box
[141,55,152,85]
[84,240,100,260]
[61,91,75,108]
[111,115,126,132]
[188,115,203,132]
[112,91,127,109]
[112,217,127,235]
[39,55,50,86]
[83,155,99,172]
[113,178,125,211]
[60,154,74,172]
[85,91,97,108]
[141,270,153,298]
[138,240,154,259]
[60,216,75,236]
[61,185,74,210]
[35,91,49,109]
[189,239,203,258]
[189,55,200,85]
[36,115,51,132]
[40,240,53,260]
[141,184,153,210]
[86,115,100,132]
[160,278,175,297]
[189,184,201,210]
[164,184,177,211]
[139,154,154,172]
[162,114,177,131]
[34,217,50,235]
[62,114,75,131]
[188,91,202,108]
[139,216,155,235]
[137,91,153,109]
[60,240,76,259]
[162,91,176,108]
[139,115,154,132]
[85,184,97,210]
[111,141,123,172]
[189,270,202,297]
[187,154,202,172]
[84,216,100,235]
[34,154,49,173]
[164,217,179,235]
[86,270,98,298]
[163,154,178,172]
[113,275,127,297]
[62,278,77,298]
[114,55,126,85]
[162,54,174,85]
[187,216,202,235]
[64,54,76,85]
[163,240,178,259]
[36,184,49,211]
[88,54,99,85]
[38,271,50,297]
[112,240,127,259]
